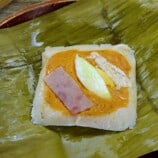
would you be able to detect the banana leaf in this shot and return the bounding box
[0,0,158,157]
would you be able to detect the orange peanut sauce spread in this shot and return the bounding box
[44,49,131,116]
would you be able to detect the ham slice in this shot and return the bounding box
[45,67,92,114]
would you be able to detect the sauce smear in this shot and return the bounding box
[45,49,130,116]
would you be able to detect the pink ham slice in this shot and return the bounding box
[45,67,92,114]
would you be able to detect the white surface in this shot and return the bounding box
[31,44,137,131]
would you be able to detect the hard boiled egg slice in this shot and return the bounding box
[96,68,115,88]
[75,55,111,99]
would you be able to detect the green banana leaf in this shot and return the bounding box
[1,0,158,157]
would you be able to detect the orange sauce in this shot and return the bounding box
[45,49,130,116]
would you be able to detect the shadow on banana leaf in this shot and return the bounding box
[46,126,116,139]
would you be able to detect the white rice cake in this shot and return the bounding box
[31,44,137,131]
